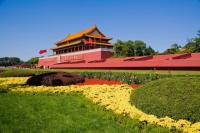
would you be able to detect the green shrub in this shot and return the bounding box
[79,71,169,84]
[1,68,200,85]
[0,69,51,77]
[0,69,169,84]
[0,69,6,73]
[130,77,200,123]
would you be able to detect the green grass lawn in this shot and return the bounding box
[0,92,171,133]
[130,77,200,123]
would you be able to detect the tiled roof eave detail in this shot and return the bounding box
[51,42,113,50]
[84,35,112,40]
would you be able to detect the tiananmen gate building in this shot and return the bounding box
[38,25,200,70]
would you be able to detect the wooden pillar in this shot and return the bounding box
[78,46,81,51]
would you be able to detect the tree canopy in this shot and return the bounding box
[163,30,200,54]
[25,57,39,65]
[163,43,181,54]
[113,30,200,57]
[183,32,200,53]
[113,40,156,57]
[0,57,39,67]
[0,57,23,67]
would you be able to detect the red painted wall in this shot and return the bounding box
[38,57,57,68]
[38,49,113,68]
[38,50,200,70]
[101,51,113,59]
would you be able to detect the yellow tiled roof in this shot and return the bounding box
[51,40,82,50]
[96,42,113,46]
[85,35,112,40]
[56,25,104,45]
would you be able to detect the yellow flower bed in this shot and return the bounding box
[0,77,28,85]
[0,77,200,133]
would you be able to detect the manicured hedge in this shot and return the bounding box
[130,77,200,123]
[78,71,169,84]
[0,69,171,84]
[1,68,200,84]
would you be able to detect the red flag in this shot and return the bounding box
[39,49,47,54]
[89,38,93,45]
[84,39,88,45]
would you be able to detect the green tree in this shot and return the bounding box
[126,40,135,56]
[0,57,23,67]
[113,40,125,57]
[163,43,181,54]
[134,40,146,56]
[184,30,200,53]
[171,43,181,49]
[197,30,200,37]
[113,40,156,57]
[26,57,39,65]
[184,41,197,53]
[163,48,177,54]
[144,46,156,55]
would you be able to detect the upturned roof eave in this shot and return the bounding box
[54,25,111,45]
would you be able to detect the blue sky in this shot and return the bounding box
[0,0,200,61]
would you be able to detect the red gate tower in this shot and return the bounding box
[38,25,113,68]
[38,25,200,70]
